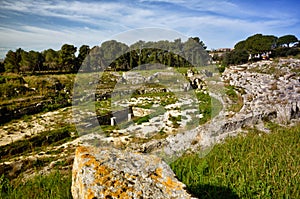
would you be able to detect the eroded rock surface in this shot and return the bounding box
[134,58,300,157]
[72,145,194,199]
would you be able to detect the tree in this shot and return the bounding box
[27,51,44,73]
[0,61,4,73]
[100,40,129,68]
[244,34,277,54]
[87,46,103,71]
[191,37,207,50]
[43,49,59,71]
[19,50,30,72]
[19,50,44,73]
[222,49,248,66]
[59,44,77,72]
[4,49,22,73]
[277,35,298,47]
[234,40,246,50]
[183,37,208,66]
[77,45,91,69]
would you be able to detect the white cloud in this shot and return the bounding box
[0,0,299,58]
[1,0,155,27]
[0,25,112,58]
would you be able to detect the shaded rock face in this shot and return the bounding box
[72,146,193,199]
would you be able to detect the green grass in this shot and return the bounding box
[170,123,300,198]
[196,91,212,124]
[225,85,244,113]
[0,73,74,124]
[0,125,77,161]
[1,123,298,198]
[135,115,150,124]
[211,96,223,118]
[0,170,72,199]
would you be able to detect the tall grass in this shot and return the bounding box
[0,170,72,199]
[170,123,300,198]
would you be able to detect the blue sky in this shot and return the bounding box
[0,0,299,58]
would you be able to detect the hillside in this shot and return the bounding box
[0,57,299,198]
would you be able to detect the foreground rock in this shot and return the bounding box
[72,145,193,199]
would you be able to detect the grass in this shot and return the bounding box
[135,115,150,124]
[225,85,244,113]
[211,96,223,118]
[0,73,74,124]
[248,64,285,79]
[196,91,212,124]
[170,122,300,199]
[0,124,77,161]
[1,122,298,198]
[0,170,72,199]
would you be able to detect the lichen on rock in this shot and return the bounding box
[71,145,194,199]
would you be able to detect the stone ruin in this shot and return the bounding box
[72,145,194,199]
[71,58,300,198]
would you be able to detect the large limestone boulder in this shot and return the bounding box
[72,145,193,199]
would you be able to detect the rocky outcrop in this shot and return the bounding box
[222,58,300,124]
[130,59,300,157]
[72,145,194,199]
[71,58,300,198]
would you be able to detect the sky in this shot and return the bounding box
[0,0,299,58]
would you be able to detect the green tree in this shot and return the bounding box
[100,40,129,69]
[77,45,90,71]
[234,40,246,50]
[191,37,207,50]
[183,37,208,66]
[244,34,277,54]
[4,49,22,73]
[222,49,248,66]
[20,50,44,73]
[0,61,4,73]
[87,46,104,71]
[28,51,44,73]
[277,35,298,47]
[59,44,77,72]
[43,49,59,71]
[19,50,30,72]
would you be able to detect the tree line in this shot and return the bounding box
[0,37,209,74]
[2,33,297,74]
[213,34,299,67]
[1,44,90,74]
